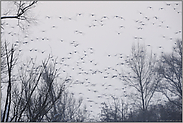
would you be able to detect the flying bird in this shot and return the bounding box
[147,6,153,9]
[101,16,109,19]
[159,7,164,10]
[90,13,95,17]
[46,16,51,19]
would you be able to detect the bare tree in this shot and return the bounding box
[128,98,182,121]
[1,41,19,122]
[157,39,182,109]
[4,55,88,122]
[47,91,88,122]
[120,42,161,121]
[1,0,38,84]
[1,1,39,121]
[6,56,70,122]
[1,1,38,30]
[1,1,90,122]
[100,96,129,122]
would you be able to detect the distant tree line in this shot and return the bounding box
[99,39,182,122]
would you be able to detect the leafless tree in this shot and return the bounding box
[2,54,88,122]
[1,2,39,121]
[1,0,38,81]
[1,1,89,122]
[120,42,161,121]
[1,41,19,122]
[46,91,88,122]
[128,98,182,121]
[5,56,70,122]
[157,39,182,109]
[1,1,38,30]
[100,96,129,122]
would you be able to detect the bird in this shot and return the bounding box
[159,7,164,10]
[119,16,125,20]
[137,27,143,30]
[144,16,150,21]
[46,16,51,19]
[139,37,143,40]
[175,31,179,34]
[104,76,108,78]
[68,17,72,20]
[93,19,98,22]
[134,36,138,39]
[165,3,171,6]
[90,13,95,17]
[97,96,102,98]
[138,11,144,16]
[78,31,84,35]
[74,30,79,33]
[119,25,125,28]
[77,13,83,16]
[166,25,170,29]
[74,44,79,47]
[92,24,96,27]
[112,75,117,78]
[114,15,119,18]
[153,16,158,19]
[23,42,28,44]
[147,6,153,9]
[100,24,104,26]
[116,31,121,35]
[101,16,109,19]
[175,3,179,6]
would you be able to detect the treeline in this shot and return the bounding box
[99,40,182,122]
[1,39,181,122]
[100,95,182,122]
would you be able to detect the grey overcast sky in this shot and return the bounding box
[1,1,182,120]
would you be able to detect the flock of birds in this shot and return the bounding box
[1,1,182,120]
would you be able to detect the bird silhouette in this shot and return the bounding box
[147,6,153,9]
